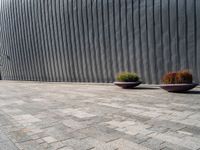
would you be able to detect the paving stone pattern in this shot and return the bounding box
[0,81,200,150]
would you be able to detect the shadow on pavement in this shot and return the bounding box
[126,87,160,90]
[177,90,200,95]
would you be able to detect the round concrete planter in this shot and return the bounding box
[114,81,142,89]
[160,83,199,93]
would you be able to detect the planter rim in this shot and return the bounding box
[114,81,142,85]
[160,83,199,86]
[160,83,199,92]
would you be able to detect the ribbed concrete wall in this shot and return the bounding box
[0,0,200,83]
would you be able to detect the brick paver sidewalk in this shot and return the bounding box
[0,81,199,150]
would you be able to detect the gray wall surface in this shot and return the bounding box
[0,0,200,83]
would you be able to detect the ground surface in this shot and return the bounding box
[0,81,200,150]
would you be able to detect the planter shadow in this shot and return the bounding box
[176,90,200,95]
[131,87,159,90]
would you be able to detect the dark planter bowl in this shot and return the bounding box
[160,83,199,93]
[114,81,142,89]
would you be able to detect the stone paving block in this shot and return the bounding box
[170,111,195,120]
[0,141,18,150]
[123,133,151,144]
[59,109,96,118]
[2,108,22,114]
[14,100,26,105]
[126,126,153,136]
[0,81,199,150]
[147,119,186,131]
[126,104,158,111]
[39,142,51,149]
[28,128,43,135]
[32,132,49,139]
[97,102,122,109]
[15,143,24,150]
[62,119,87,130]
[50,141,68,149]
[110,121,153,136]
[147,126,169,134]
[69,131,88,140]
[177,130,193,136]
[94,125,117,134]
[42,124,74,141]
[29,135,40,140]
[79,126,123,142]
[155,104,169,108]
[62,138,94,150]
[149,132,200,149]
[161,142,191,150]
[58,147,74,150]
[171,118,200,128]
[0,132,10,143]
[180,126,200,136]
[7,129,32,143]
[36,139,45,144]
[140,137,165,150]
[125,107,145,114]
[105,120,136,128]
[31,98,47,102]
[0,118,11,126]
[107,138,151,150]
[17,140,44,150]
[12,114,41,123]
[82,137,116,150]
[121,113,151,122]
[42,136,57,143]
[161,147,174,150]
[0,125,23,134]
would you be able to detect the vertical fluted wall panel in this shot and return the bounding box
[0,0,200,83]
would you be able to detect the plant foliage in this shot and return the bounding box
[116,72,139,82]
[162,70,193,84]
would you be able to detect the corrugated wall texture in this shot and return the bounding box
[0,0,200,83]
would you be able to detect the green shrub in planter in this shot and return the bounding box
[116,72,139,82]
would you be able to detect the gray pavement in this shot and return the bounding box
[0,81,200,150]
